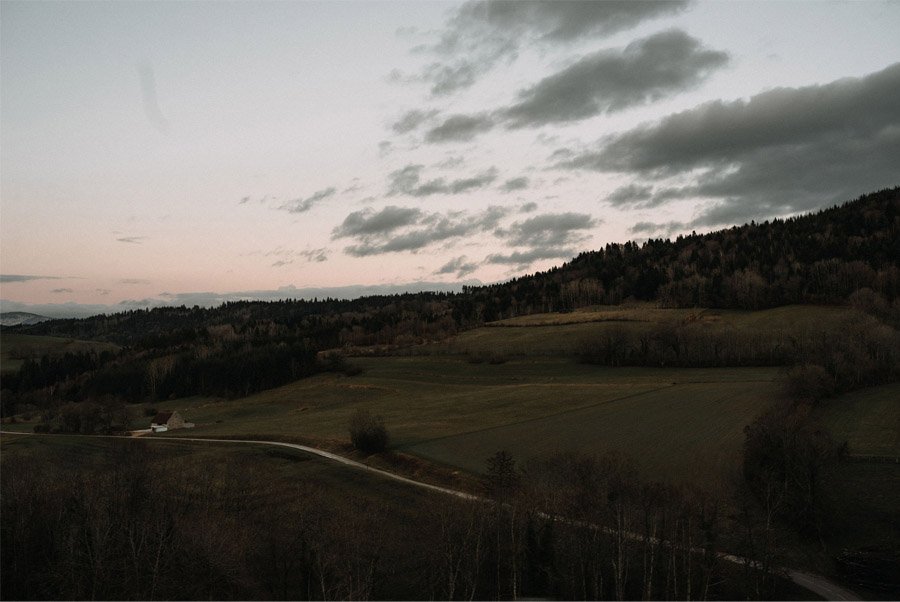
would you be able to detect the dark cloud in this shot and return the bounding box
[50,288,74,294]
[411,29,727,144]
[519,201,538,213]
[435,255,478,278]
[0,274,62,283]
[333,205,422,238]
[424,61,480,96]
[425,113,495,143]
[485,247,576,266]
[116,236,146,244]
[498,212,597,248]
[405,0,690,95]
[606,184,654,206]
[387,164,498,197]
[486,211,599,268]
[456,0,691,43]
[629,220,689,236]
[333,205,511,257]
[501,177,530,192]
[565,62,900,223]
[279,187,336,214]
[504,30,728,127]
[391,109,440,134]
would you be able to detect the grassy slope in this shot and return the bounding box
[816,383,900,457]
[0,333,119,374]
[149,356,778,484]
[0,433,439,509]
[421,304,861,357]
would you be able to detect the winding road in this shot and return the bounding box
[1,431,861,600]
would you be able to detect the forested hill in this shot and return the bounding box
[2,187,897,415]
[462,186,899,320]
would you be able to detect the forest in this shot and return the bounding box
[2,187,897,424]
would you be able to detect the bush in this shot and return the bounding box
[144,407,159,417]
[348,409,389,454]
[783,363,835,403]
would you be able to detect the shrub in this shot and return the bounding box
[348,409,389,454]
[783,364,835,403]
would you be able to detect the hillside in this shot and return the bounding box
[461,186,899,319]
[0,312,50,327]
[2,188,898,416]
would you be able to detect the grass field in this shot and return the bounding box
[418,304,863,357]
[145,356,780,483]
[0,433,440,509]
[0,333,119,374]
[816,383,900,457]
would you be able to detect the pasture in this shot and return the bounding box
[0,333,118,374]
[419,304,865,357]
[152,356,780,483]
[816,382,900,458]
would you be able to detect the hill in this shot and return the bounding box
[460,186,899,319]
[2,187,897,414]
[0,312,50,327]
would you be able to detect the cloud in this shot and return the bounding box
[486,212,599,268]
[402,0,690,95]
[411,30,727,144]
[264,247,330,267]
[0,274,62,283]
[50,288,74,294]
[629,220,689,236]
[391,109,440,134]
[563,62,900,223]
[501,177,530,192]
[333,205,422,238]
[116,236,146,244]
[485,247,577,266]
[387,164,498,197]
[424,61,481,96]
[455,0,691,43]
[96,289,111,296]
[504,30,728,127]
[606,184,654,206]
[278,187,336,214]
[497,212,597,248]
[333,205,511,257]
[425,113,495,142]
[435,255,478,278]
[519,201,538,213]
[136,62,169,133]
[119,278,150,285]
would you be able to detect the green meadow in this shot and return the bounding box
[150,356,780,483]
[0,332,118,374]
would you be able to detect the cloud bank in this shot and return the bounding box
[565,62,900,226]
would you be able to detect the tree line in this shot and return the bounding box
[2,437,828,601]
[2,187,897,418]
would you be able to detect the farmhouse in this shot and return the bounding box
[150,411,184,433]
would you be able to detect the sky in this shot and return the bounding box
[2,0,899,316]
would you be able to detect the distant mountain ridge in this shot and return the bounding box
[0,312,51,327]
